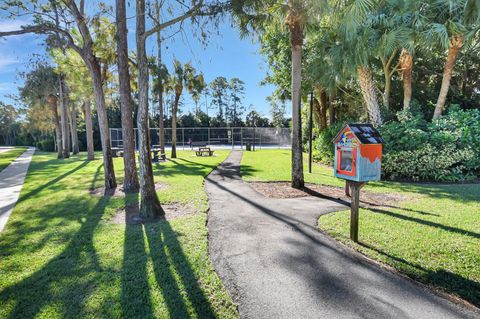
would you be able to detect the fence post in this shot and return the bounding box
[231,127,234,149]
[241,127,243,149]
[208,127,211,146]
[182,128,185,150]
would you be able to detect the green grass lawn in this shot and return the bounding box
[0,147,28,172]
[0,150,238,319]
[241,149,480,307]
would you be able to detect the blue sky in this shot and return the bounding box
[0,6,282,119]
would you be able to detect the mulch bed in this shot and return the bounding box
[249,182,408,207]
[111,202,197,224]
[89,182,168,197]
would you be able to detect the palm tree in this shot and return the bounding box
[151,62,169,155]
[232,0,328,189]
[166,60,203,158]
[427,0,479,119]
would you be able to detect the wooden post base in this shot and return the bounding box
[349,181,366,242]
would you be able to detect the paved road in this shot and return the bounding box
[0,147,35,233]
[206,151,479,319]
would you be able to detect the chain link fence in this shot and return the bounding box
[110,127,291,150]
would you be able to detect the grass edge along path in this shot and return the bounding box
[241,149,480,308]
[0,150,238,319]
[0,147,28,172]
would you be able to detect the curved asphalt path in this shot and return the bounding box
[206,150,479,319]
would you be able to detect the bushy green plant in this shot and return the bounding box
[380,107,480,182]
[311,123,344,165]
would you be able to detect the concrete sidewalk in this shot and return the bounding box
[206,151,479,319]
[0,147,35,233]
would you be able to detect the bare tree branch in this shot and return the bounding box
[0,25,82,54]
[145,0,204,38]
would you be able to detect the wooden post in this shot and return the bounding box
[345,180,351,197]
[350,181,365,243]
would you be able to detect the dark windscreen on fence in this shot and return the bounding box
[110,127,291,150]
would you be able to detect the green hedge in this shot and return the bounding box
[380,107,480,182]
[311,107,480,182]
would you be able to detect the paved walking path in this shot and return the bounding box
[206,151,479,319]
[0,147,35,234]
[0,146,15,154]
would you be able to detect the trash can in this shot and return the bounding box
[246,143,252,151]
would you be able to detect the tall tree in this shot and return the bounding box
[151,62,169,155]
[51,46,95,160]
[209,76,230,124]
[430,0,480,118]
[19,63,63,159]
[228,77,245,126]
[136,0,164,218]
[0,1,118,188]
[232,0,328,188]
[116,0,140,192]
[167,60,203,158]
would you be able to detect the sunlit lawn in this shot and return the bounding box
[0,150,238,319]
[0,147,27,172]
[241,149,480,307]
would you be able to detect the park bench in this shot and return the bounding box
[195,147,214,157]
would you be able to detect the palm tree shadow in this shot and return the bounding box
[358,242,480,306]
[121,198,216,318]
[0,195,112,319]
[146,220,216,318]
[121,196,154,318]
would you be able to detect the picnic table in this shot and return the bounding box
[111,147,123,157]
[195,147,214,157]
[151,148,166,162]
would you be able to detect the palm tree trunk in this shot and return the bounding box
[286,2,304,189]
[48,95,63,159]
[320,90,327,129]
[381,50,397,110]
[312,97,322,126]
[59,77,70,158]
[159,90,165,154]
[433,34,463,119]
[83,100,95,161]
[357,65,383,126]
[171,92,180,159]
[329,92,335,125]
[399,49,413,110]
[155,0,166,155]
[116,0,140,192]
[136,0,164,219]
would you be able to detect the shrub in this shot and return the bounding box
[311,123,344,165]
[380,107,480,182]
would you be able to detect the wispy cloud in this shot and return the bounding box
[0,82,16,91]
[0,56,20,71]
[0,19,31,32]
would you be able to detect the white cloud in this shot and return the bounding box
[0,82,15,91]
[0,19,31,32]
[0,57,19,71]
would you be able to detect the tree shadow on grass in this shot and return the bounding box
[153,157,219,178]
[369,207,480,239]
[0,195,112,319]
[17,160,90,204]
[358,242,480,307]
[121,198,216,319]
